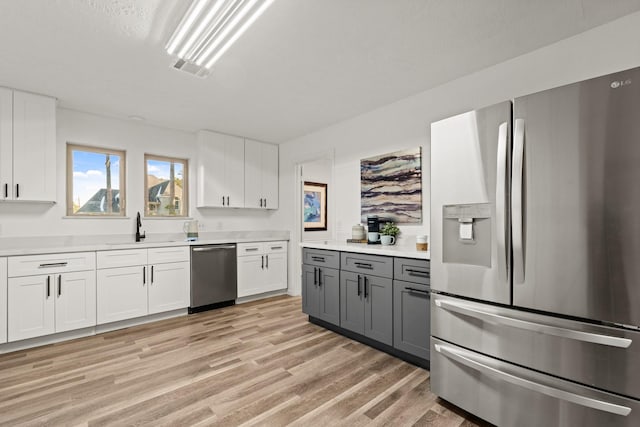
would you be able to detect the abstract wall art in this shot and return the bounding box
[361,147,422,223]
[304,181,328,231]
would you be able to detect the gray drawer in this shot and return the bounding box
[303,248,340,269]
[394,257,430,284]
[340,252,393,278]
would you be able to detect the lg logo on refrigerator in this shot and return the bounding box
[610,79,632,88]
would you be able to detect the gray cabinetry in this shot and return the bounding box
[302,249,340,326]
[393,258,430,360]
[340,253,393,346]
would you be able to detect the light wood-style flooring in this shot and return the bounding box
[0,295,489,426]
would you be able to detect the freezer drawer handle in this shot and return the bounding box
[435,299,632,348]
[434,343,631,416]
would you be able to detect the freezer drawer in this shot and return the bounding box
[431,337,639,427]
[431,294,640,400]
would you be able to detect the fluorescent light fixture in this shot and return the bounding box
[165,0,275,76]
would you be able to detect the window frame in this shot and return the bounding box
[144,153,189,218]
[66,143,127,217]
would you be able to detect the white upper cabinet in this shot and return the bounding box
[0,88,56,202]
[244,139,278,209]
[196,130,245,208]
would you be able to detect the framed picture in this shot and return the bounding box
[303,181,327,231]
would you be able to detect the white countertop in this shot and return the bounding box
[300,240,429,260]
[0,230,290,257]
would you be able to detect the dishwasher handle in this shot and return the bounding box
[192,245,236,252]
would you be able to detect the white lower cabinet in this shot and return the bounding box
[148,261,190,314]
[96,247,189,324]
[97,265,148,324]
[1,258,6,344]
[237,241,287,297]
[6,252,96,342]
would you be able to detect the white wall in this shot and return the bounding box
[275,11,640,295]
[301,157,334,242]
[0,109,278,238]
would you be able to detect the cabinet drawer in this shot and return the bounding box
[8,252,96,277]
[148,246,190,264]
[97,249,147,269]
[394,258,430,284]
[341,252,393,278]
[265,241,287,254]
[303,248,339,269]
[237,242,265,256]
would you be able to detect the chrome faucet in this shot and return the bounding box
[135,212,146,242]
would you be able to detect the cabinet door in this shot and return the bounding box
[148,261,190,314]
[244,139,262,208]
[0,88,12,199]
[8,274,55,341]
[55,271,97,333]
[318,267,339,326]
[364,275,393,346]
[264,252,287,293]
[12,91,56,201]
[393,280,430,359]
[0,258,7,344]
[225,138,245,208]
[340,271,365,335]
[261,142,278,209]
[196,131,226,208]
[237,254,264,298]
[97,266,148,324]
[301,264,319,317]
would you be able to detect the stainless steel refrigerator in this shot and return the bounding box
[430,65,640,426]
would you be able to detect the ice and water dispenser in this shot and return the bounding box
[442,203,492,268]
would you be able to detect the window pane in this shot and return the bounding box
[145,156,187,217]
[71,149,123,215]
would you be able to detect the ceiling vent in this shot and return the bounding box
[171,58,210,78]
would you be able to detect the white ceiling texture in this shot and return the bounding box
[1,0,640,143]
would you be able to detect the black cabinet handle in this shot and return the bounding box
[39,262,68,268]
[266,255,269,269]
[58,275,62,296]
[355,262,373,270]
[405,287,429,295]
[317,267,321,286]
[226,196,230,206]
[259,198,263,207]
[4,183,7,198]
[46,276,50,298]
[357,275,361,296]
[313,267,318,285]
[222,196,225,206]
[143,266,146,285]
[364,276,369,298]
[311,256,325,262]
[16,183,19,198]
[264,198,267,208]
[406,268,430,278]
[151,266,154,284]
[261,255,264,269]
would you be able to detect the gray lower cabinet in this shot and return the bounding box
[340,270,393,346]
[393,280,430,359]
[302,252,340,326]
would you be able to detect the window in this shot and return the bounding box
[67,144,126,216]
[144,154,188,217]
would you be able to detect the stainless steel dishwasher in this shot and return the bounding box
[189,244,237,313]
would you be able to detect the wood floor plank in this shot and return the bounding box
[0,295,487,426]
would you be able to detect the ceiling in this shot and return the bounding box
[1,0,640,143]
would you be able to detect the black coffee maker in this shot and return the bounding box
[367,215,381,244]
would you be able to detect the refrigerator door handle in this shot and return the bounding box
[512,118,526,284]
[434,343,632,416]
[496,121,509,282]
[434,298,632,348]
